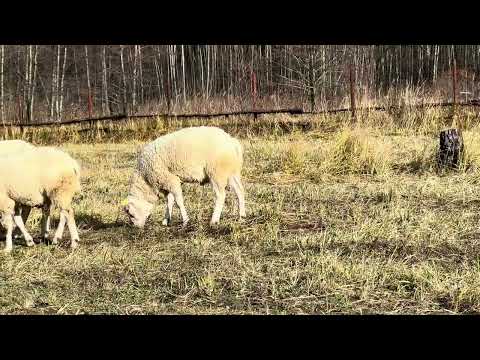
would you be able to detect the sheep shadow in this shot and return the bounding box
[143,217,237,240]
[75,213,126,231]
[0,213,125,247]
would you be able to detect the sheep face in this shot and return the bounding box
[124,197,154,228]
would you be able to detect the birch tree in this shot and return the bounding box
[59,46,67,118]
[120,45,127,114]
[84,45,92,117]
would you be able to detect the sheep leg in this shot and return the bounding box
[2,214,14,253]
[13,214,34,247]
[162,192,174,226]
[52,211,67,245]
[165,177,189,226]
[13,205,30,239]
[210,179,226,225]
[171,189,189,226]
[52,208,79,249]
[173,191,189,226]
[228,175,246,218]
[64,208,80,249]
[41,204,51,241]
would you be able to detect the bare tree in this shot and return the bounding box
[73,47,81,108]
[29,45,38,122]
[0,44,477,122]
[139,46,144,105]
[50,45,59,120]
[84,45,92,117]
[55,45,61,119]
[120,45,127,114]
[59,46,67,118]
[101,45,109,116]
[131,46,137,111]
[181,44,186,104]
[153,45,162,101]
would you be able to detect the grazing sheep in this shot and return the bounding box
[123,126,246,228]
[0,139,35,155]
[0,146,81,253]
[0,140,36,235]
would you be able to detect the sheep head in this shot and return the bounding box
[123,196,154,228]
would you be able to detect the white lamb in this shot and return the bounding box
[0,146,82,253]
[123,126,246,228]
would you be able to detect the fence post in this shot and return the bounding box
[349,62,356,120]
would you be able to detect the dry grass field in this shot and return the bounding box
[2,107,480,314]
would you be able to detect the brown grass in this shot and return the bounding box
[1,107,480,314]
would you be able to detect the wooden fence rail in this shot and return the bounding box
[1,101,480,128]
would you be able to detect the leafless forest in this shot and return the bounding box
[0,45,478,124]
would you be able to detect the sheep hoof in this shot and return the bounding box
[26,239,35,247]
[210,220,219,226]
[181,220,190,228]
[51,238,59,245]
[70,240,79,249]
[162,219,170,226]
[2,247,12,254]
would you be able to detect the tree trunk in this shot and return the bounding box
[102,45,109,115]
[55,45,61,120]
[153,46,162,101]
[308,46,315,112]
[438,128,464,170]
[170,45,177,104]
[206,45,210,99]
[59,46,67,118]
[199,46,205,98]
[181,44,186,104]
[120,45,127,115]
[29,45,38,123]
[85,45,92,117]
[138,45,144,106]
[73,47,81,109]
[24,45,30,122]
[50,46,56,119]
[132,45,137,112]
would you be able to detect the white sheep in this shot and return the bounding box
[0,139,35,155]
[0,140,36,236]
[0,146,82,253]
[123,126,246,228]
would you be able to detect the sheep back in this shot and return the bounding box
[138,126,243,186]
[0,147,81,208]
[0,140,35,156]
